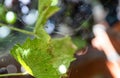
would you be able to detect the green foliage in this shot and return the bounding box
[51,37,77,72]
[10,0,77,78]
[72,36,87,49]
[0,4,6,21]
[34,0,60,38]
[11,37,76,78]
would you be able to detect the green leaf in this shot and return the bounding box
[38,0,51,15]
[34,0,59,37]
[45,6,60,19]
[72,36,87,49]
[0,4,6,21]
[11,37,77,78]
[51,37,77,69]
[10,44,33,75]
[51,0,58,6]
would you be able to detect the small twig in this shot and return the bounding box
[0,23,37,37]
[0,72,27,77]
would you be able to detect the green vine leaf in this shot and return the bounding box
[51,37,77,69]
[11,37,77,78]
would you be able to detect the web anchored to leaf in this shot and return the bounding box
[10,0,77,78]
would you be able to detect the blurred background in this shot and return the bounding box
[0,0,120,78]
[0,0,38,55]
[0,0,119,54]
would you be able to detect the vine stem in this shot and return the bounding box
[0,23,38,37]
[0,72,27,77]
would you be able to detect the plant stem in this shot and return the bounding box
[0,73,27,77]
[0,23,37,37]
